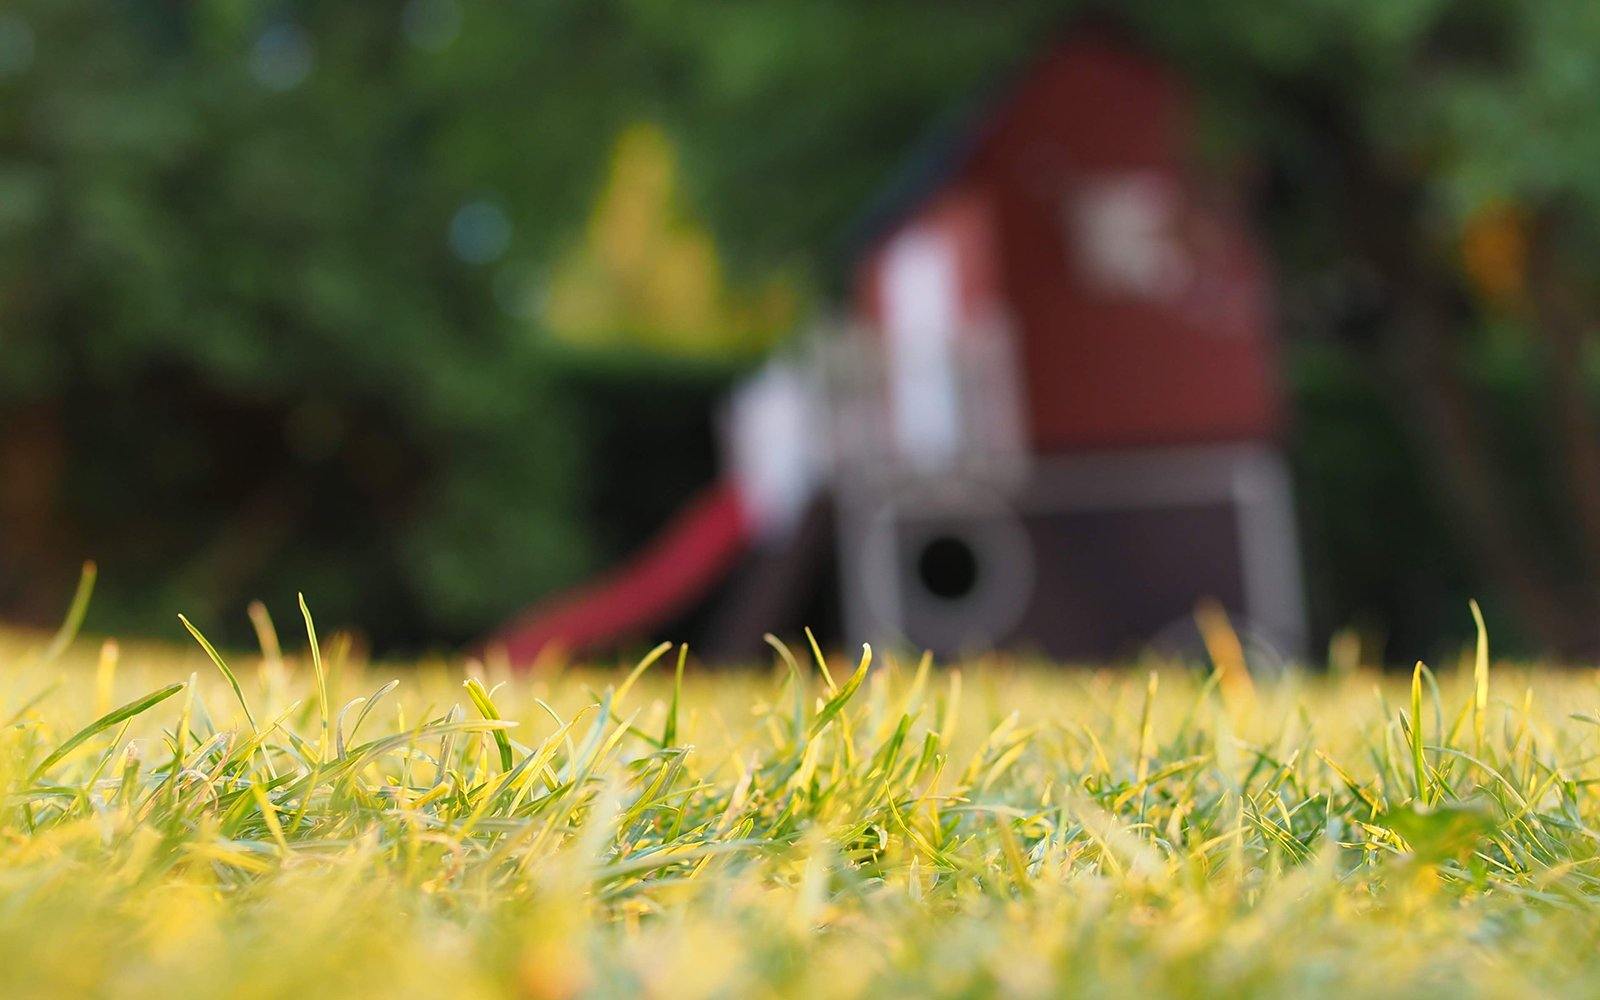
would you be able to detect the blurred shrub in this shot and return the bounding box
[0,1,620,643]
[1290,334,1598,660]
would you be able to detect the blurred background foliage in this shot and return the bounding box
[5,0,1600,657]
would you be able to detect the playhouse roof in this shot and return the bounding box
[840,18,1149,262]
[839,87,1001,260]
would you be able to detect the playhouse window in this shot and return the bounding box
[1066,174,1192,300]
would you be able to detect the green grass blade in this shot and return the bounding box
[810,644,872,740]
[662,644,687,747]
[40,561,96,666]
[1136,670,1158,784]
[1469,599,1489,752]
[178,614,259,734]
[342,679,399,757]
[1410,660,1427,804]
[804,627,837,692]
[616,641,674,709]
[465,677,514,771]
[298,594,331,761]
[247,600,283,670]
[765,633,808,743]
[31,682,184,779]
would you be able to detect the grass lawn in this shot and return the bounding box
[3,591,1600,997]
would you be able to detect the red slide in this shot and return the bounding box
[488,479,752,664]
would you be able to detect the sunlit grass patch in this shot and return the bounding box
[3,581,1600,996]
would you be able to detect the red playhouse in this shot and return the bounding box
[492,28,1306,664]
